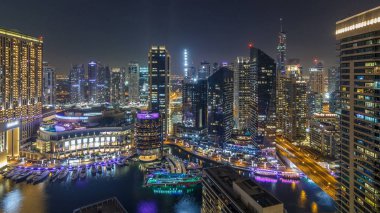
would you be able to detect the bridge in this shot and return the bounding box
[275,136,338,200]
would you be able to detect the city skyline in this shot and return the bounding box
[1,1,378,74]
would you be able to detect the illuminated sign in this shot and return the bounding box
[6,120,19,129]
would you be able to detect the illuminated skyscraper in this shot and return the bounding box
[0,28,43,166]
[135,112,162,161]
[198,61,211,80]
[249,46,276,141]
[184,49,189,79]
[207,67,234,146]
[276,18,287,135]
[69,64,86,104]
[87,61,110,103]
[42,62,56,107]
[110,68,123,104]
[336,6,380,213]
[148,46,170,136]
[128,62,140,103]
[139,66,149,105]
[182,79,207,129]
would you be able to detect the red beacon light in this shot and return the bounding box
[248,43,254,48]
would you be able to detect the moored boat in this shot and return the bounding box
[79,167,86,179]
[33,170,50,184]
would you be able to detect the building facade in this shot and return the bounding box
[207,67,234,146]
[148,46,170,137]
[42,62,56,107]
[0,28,43,166]
[139,66,149,105]
[110,68,123,104]
[336,6,380,213]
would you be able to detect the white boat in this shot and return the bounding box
[15,171,33,182]
[91,166,97,176]
[27,171,40,183]
[71,169,79,181]
[97,165,102,174]
[58,169,69,180]
[79,167,86,179]
[33,170,50,184]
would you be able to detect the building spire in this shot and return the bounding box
[280,18,283,32]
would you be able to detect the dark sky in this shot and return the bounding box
[0,0,378,74]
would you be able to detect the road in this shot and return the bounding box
[275,136,337,199]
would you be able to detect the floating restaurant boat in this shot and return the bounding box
[33,170,50,184]
[145,173,201,187]
[280,171,300,180]
[254,168,278,177]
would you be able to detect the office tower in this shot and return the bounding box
[202,166,284,213]
[139,66,149,105]
[110,68,123,104]
[182,79,207,129]
[56,75,71,105]
[88,61,110,103]
[0,28,43,165]
[42,62,56,107]
[69,64,86,104]
[207,67,234,146]
[336,6,380,213]
[128,62,140,103]
[198,61,211,80]
[135,112,161,161]
[276,19,287,135]
[234,57,252,131]
[250,46,276,141]
[148,46,170,137]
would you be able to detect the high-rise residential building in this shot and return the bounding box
[328,66,338,94]
[202,166,284,213]
[207,67,234,146]
[69,64,86,104]
[309,61,326,94]
[336,6,380,213]
[88,61,99,103]
[250,46,276,141]
[234,56,251,131]
[56,75,71,105]
[148,46,170,137]
[128,62,139,103]
[110,68,123,104]
[182,79,207,129]
[139,66,149,105]
[0,28,43,166]
[198,61,211,80]
[183,49,189,79]
[276,19,287,135]
[135,112,162,161]
[283,75,308,143]
[42,62,56,107]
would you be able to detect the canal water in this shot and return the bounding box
[0,146,336,213]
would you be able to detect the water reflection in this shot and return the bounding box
[299,190,307,208]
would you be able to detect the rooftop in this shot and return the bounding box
[0,27,43,43]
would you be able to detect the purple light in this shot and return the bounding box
[137,112,159,120]
[138,201,157,213]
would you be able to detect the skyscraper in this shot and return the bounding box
[128,62,140,103]
[135,112,162,161]
[234,56,252,131]
[139,66,149,105]
[96,65,111,103]
[198,61,211,80]
[336,6,380,213]
[110,68,123,104]
[207,67,234,146]
[88,61,99,103]
[0,28,43,166]
[69,64,86,104]
[42,62,56,107]
[308,61,326,113]
[250,46,276,141]
[182,79,207,129]
[148,46,170,136]
[276,18,287,135]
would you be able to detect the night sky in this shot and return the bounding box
[1,0,378,74]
